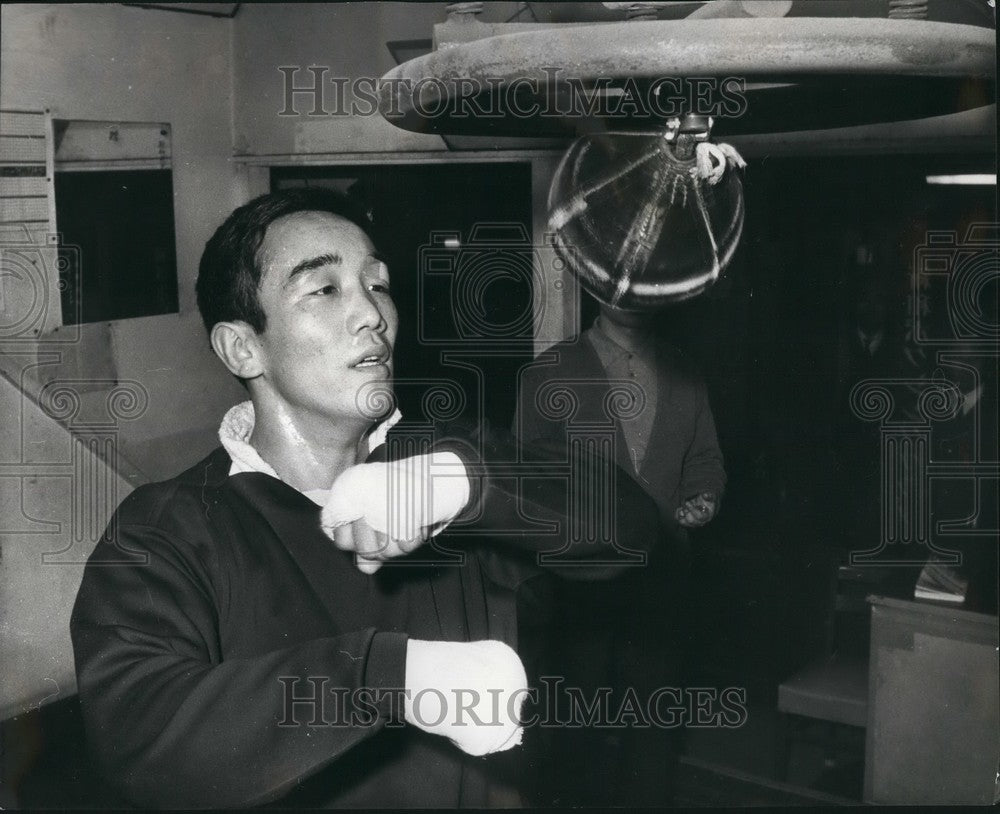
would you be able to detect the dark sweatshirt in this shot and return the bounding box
[70,423,662,808]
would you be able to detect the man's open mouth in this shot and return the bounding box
[351,350,389,369]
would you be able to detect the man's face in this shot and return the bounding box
[251,210,397,428]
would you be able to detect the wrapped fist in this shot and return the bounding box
[404,639,528,757]
[320,452,471,572]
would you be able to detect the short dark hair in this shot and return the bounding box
[196,187,376,334]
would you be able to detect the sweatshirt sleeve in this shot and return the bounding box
[70,521,407,809]
[407,418,664,582]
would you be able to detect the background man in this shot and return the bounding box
[515,299,726,806]
[70,189,662,808]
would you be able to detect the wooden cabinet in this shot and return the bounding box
[864,596,999,805]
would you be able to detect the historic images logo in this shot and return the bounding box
[277,677,749,731]
[277,67,748,121]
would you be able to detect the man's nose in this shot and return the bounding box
[346,286,386,335]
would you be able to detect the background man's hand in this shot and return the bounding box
[675,491,719,528]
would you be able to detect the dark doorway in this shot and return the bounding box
[273,163,534,429]
[658,153,997,695]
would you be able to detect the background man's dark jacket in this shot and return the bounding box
[513,335,726,806]
[516,334,726,536]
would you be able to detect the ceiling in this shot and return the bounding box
[121,3,240,18]
[117,2,997,26]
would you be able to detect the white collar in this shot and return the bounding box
[218,400,402,504]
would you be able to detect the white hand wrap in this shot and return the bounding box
[321,452,471,542]
[404,640,528,757]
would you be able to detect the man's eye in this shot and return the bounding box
[312,285,337,296]
[369,281,391,294]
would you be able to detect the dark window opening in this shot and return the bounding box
[55,169,178,324]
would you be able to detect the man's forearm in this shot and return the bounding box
[431,423,664,573]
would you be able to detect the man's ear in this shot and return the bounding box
[210,321,265,381]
